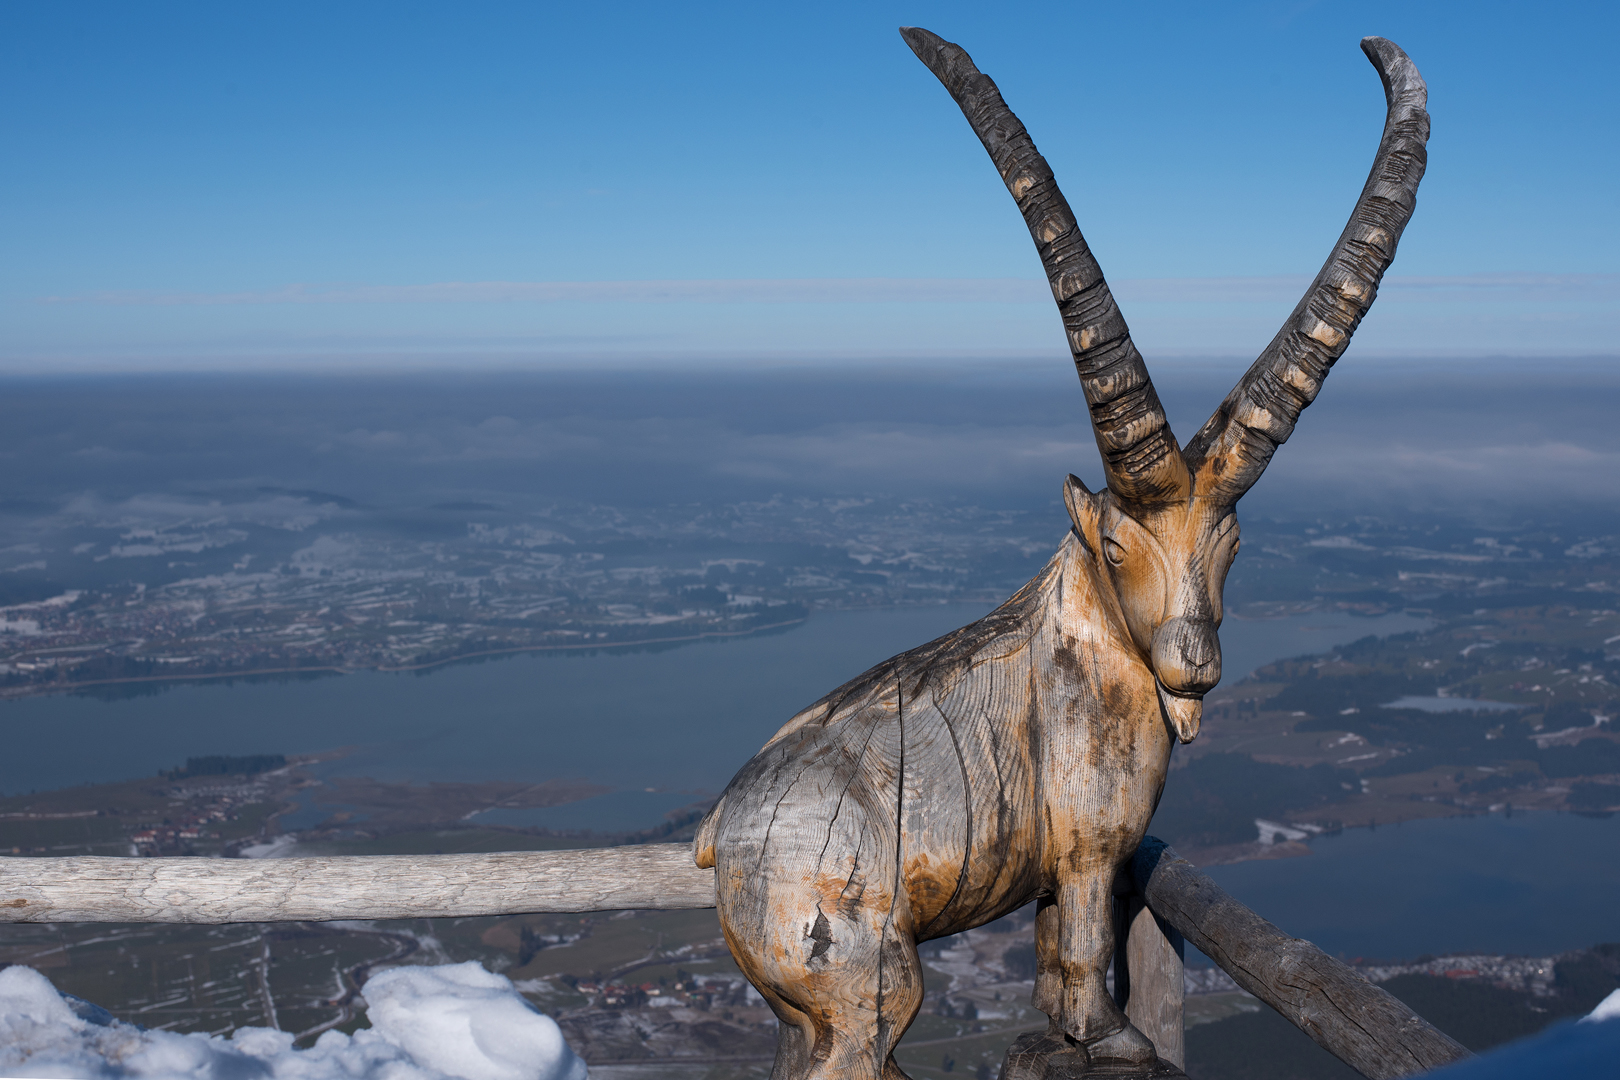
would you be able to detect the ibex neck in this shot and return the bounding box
[1048,529,1141,666]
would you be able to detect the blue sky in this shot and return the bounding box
[2,1,1614,370]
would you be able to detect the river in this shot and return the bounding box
[3,606,1429,827]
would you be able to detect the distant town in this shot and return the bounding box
[0,495,1056,697]
[5,490,1620,706]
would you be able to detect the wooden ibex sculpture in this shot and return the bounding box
[694,27,1428,1079]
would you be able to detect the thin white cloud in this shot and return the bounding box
[1382,273,1620,301]
[42,272,1618,307]
[46,278,1052,306]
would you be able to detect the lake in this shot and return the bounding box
[6,603,1615,959]
[2,606,1429,830]
[1202,809,1620,959]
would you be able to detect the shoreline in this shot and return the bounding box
[0,600,1392,706]
[0,616,809,703]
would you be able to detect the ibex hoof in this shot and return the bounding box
[1085,1022,1158,1065]
[1001,1030,1089,1080]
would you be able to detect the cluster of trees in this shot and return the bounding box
[160,754,286,780]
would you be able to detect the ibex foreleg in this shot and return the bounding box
[1033,873,1157,1063]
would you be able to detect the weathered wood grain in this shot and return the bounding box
[1001,1028,1188,1080]
[1131,837,1468,1079]
[0,844,715,923]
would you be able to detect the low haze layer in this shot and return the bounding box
[2,362,1616,524]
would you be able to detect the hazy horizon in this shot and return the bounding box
[3,358,1617,523]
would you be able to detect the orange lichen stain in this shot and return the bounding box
[904,854,962,925]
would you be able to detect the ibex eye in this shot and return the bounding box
[1103,538,1126,565]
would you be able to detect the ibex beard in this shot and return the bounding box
[693,25,1428,1080]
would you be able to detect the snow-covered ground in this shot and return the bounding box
[0,962,587,1080]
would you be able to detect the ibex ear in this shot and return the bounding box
[1063,474,1102,555]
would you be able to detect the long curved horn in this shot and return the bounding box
[1184,38,1429,505]
[901,26,1189,506]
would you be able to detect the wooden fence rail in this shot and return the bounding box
[0,844,714,923]
[0,837,1469,1079]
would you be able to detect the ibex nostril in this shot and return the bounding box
[1179,630,1215,668]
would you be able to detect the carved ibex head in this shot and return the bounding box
[903,28,1429,743]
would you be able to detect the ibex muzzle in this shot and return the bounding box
[697,27,1427,1079]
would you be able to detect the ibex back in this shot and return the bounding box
[694,27,1428,1080]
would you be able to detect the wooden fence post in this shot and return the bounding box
[1114,892,1186,1069]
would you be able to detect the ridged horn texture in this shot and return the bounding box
[900,26,1189,506]
[1184,37,1430,506]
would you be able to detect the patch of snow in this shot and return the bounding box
[1381,695,1525,713]
[0,961,587,1080]
[1584,988,1620,1023]
[237,835,300,859]
[1306,535,1373,550]
[1255,819,1310,845]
